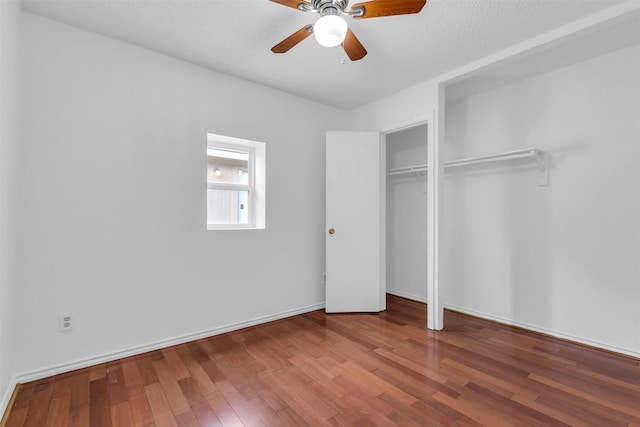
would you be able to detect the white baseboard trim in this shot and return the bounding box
[386,289,427,304]
[5,297,637,417]
[14,302,326,384]
[444,303,640,360]
[0,375,18,424]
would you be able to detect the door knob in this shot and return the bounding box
[328,227,335,235]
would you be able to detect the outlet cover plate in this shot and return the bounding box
[58,312,74,332]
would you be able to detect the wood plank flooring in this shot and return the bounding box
[4,295,640,426]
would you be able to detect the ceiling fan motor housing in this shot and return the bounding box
[312,0,349,16]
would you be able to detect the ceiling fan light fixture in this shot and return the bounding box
[314,15,347,47]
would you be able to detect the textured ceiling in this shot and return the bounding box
[21,0,626,110]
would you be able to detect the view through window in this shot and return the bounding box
[207,134,265,230]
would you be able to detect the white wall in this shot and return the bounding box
[350,79,438,132]
[386,125,428,301]
[443,44,640,356]
[0,0,21,413]
[14,12,348,378]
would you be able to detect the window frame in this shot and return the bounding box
[206,134,266,231]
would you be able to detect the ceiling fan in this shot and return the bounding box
[269,0,427,61]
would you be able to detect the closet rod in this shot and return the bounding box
[387,147,549,186]
[387,166,428,176]
[446,148,542,168]
[387,148,543,175]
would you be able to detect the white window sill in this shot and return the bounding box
[207,225,265,231]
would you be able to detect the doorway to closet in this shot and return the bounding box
[385,124,429,304]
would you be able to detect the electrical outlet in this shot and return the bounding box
[58,312,74,332]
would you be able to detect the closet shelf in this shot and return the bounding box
[387,147,549,186]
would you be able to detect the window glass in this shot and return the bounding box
[207,149,249,184]
[207,189,249,225]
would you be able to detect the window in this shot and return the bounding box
[207,134,265,230]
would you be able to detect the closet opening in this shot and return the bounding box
[384,123,429,306]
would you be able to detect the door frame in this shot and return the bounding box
[381,112,442,330]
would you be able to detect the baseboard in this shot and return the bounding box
[0,377,19,427]
[14,302,326,384]
[445,303,640,360]
[386,289,427,304]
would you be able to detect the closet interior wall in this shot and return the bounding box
[386,125,428,303]
[442,43,640,356]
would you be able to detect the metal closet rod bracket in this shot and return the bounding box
[534,149,550,186]
[410,168,426,183]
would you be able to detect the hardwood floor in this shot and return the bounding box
[4,295,640,426]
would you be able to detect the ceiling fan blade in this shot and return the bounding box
[342,28,367,61]
[271,25,314,54]
[351,0,426,19]
[268,0,312,11]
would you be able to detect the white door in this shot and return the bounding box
[326,132,385,313]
